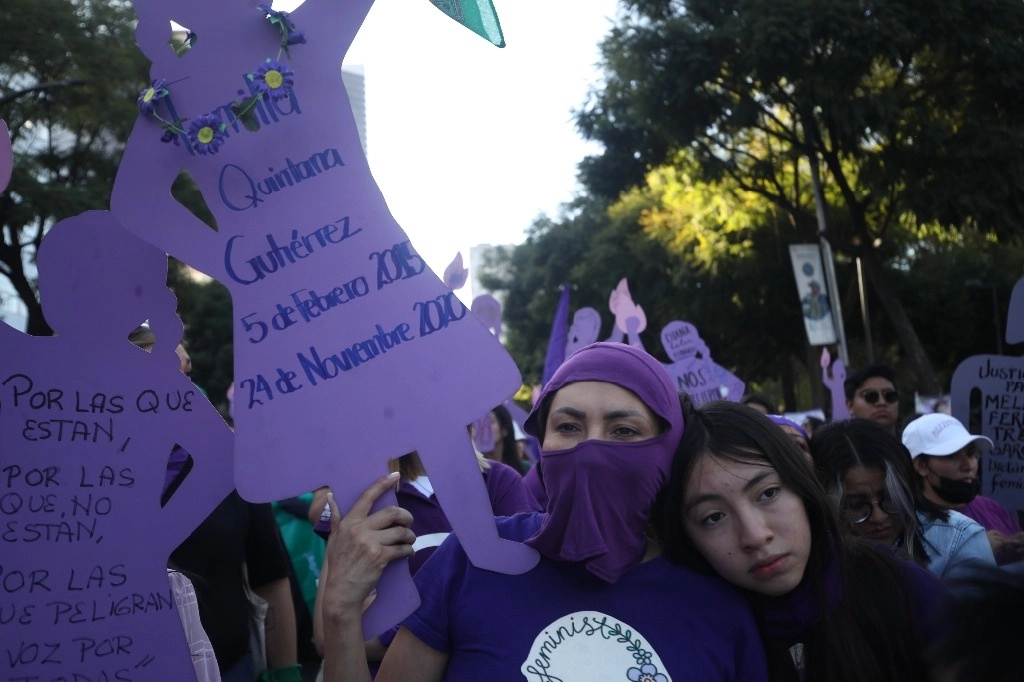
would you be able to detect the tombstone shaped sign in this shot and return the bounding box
[660,320,745,405]
[110,0,537,636]
[0,212,234,681]
[950,276,1024,512]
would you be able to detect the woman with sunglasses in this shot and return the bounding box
[810,418,995,585]
[654,400,946,682]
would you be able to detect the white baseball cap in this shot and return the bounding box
[901,413,993,459]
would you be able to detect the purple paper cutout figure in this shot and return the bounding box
[659,320,744,405]
[660,320,702,362]
[442,251,469,291]
[606,278,646,348]
[471,293,503,337]
[111,0,537,637]
[0,120,11,193]
[565,306,601,357]
[715,362,746,402]
[820,347,850,421]
[950,275,1024,511]
[0,212,234,681]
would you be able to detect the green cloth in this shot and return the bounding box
[272,494,325,619]
[258,664,303,682]
[429,0,505,47]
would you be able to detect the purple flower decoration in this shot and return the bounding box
[137,79,168,115]
[627,664,668,682]
[253,59,294,101]
[260,4,303,46]
[187,114,226,155]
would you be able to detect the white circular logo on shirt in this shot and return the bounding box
[521,611,670,681]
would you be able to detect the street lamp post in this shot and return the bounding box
[809,154,849,365]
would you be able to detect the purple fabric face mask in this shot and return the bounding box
[523,342,684,583]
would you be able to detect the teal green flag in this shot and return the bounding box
[429,0,505,47]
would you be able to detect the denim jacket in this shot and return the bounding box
[918,509,996,583]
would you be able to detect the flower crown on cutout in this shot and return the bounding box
[137,4,305,155]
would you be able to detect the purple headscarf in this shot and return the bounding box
[767,414,809,441]
[524,343,683,441]
[523,342,684,582]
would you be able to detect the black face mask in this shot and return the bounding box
[931,475,981,505]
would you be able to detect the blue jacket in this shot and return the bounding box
[918,509,996,584]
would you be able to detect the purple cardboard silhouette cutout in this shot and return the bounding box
[659,320,745,405]
[565,307,601,358]
[0,211,233,681]
[442,251,469,291]
[463,292,540,463]
[714,362,746,402]
[564,288,747,406]
[471,293,503,337]
[606,278,646,348]
[111,0,537,637]
[950,275,1024,511]
[660,320,702,362]
[820,347,850,421]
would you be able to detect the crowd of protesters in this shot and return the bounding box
[160,350,1020,682]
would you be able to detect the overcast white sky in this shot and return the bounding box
[283,0,622,298]
[0,1,623,329]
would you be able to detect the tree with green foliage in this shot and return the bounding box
[0,0,149,335]
[482,196,682,380]
[0,0,230,385]
[182,278,234,416]
[488,156,817,409]
[576,0,1024,394]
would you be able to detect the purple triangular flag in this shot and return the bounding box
[541,284,571,386]
[0,120,11,192]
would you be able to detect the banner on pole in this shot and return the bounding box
[789,244,838,346]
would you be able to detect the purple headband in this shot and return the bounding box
[524,342,684,445]
[768,414,809,441]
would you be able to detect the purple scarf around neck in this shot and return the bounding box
[747,541,844,639]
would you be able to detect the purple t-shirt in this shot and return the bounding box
[959,496,1021,536]
[401,513,769,682]
[522,462,548,510]
[316,462,541,659]
[960,495,1023,565]
[481,459,543,516]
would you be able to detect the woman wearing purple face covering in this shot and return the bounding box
[320,343,769,682]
